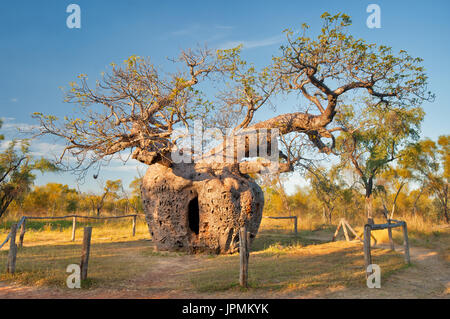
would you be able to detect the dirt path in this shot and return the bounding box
[0,242,448,299]
[0,254,202,299]
[297,231,449,298]
[301,244,449,298]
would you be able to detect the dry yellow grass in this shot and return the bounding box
[1,215,443,296]
[0,218,152,288]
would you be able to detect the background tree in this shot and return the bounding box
[91,179,123,216]
[376,166,411,220]
[335,100,424,223]
[400,135,449,223]
[20,183,78,214]
[305,165,346,224]
[129,176,143,213]
[0,120,58,218]
[0,143,57,218]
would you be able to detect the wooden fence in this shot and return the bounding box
[332,218,371,243]
[1,214,144,274]
[2,213,411,284]
[0,214,143,250]
[364,219,410,278]
[239,226,250,288]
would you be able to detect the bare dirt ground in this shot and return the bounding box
[0,238,448,299]
[317,244,449,299]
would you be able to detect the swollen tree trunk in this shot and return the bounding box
[141,162,264,254]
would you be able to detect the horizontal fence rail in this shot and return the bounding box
[19,214,143,220]
[363,219,411,278]
[0,214,145,249]
[0,216,26,249]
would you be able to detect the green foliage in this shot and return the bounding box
[129,176,143,213]
[0,122,58,218]
[19,183,78,214]
[6,177,144,217]
[335,101,425,201]
[276,12,433,105]
[399,135,449,222]
[305,165,349,223]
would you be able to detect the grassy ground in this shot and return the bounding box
[187,230,406,294]
[0,217,152,288]
[0,217,409,295]
[274,213,450,263]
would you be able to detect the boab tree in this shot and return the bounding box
[34,13,431,253]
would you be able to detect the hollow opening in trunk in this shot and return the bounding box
[188,197,199,235]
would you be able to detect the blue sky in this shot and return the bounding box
[1,0,449,194]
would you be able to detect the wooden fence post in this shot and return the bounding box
[342,220,350,242]
[344,220,363,242]
[19,218,26,248]
[293,216,298,235]
[239,226,249,288]
[132,215,137,237]
[387,219,395,251]
[7,224,18,274]
[402,222,411,264]
[80,226,92,281]
[71,217,77,242]
[363,224,372,278]
[332,220,343,242]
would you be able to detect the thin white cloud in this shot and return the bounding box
[1,117,15,122]
[103,162,146,173]
[2,122,38,132]
[0,139,12,151]
[10,98,18,103]
[171,24,234,38]
[30,141,66,157]
[170,24,202,36]
[218,34,284,50]
[0,117,38,132]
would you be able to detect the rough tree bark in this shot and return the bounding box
[141,162,264,253]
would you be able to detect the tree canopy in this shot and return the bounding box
[399,135,449,223]
[33,13,433,179]
[0,121,58,218]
